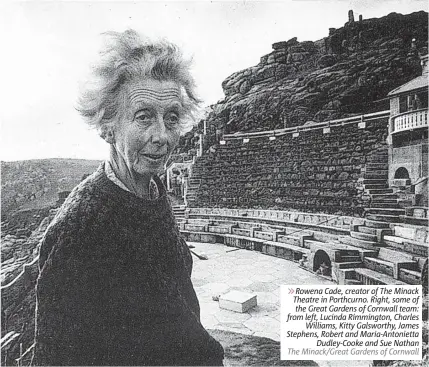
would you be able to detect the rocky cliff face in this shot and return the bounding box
[1,159,100,220]
[202,11,427,142]
[1,209,59,366]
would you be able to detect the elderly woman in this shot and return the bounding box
[32,30,224,366]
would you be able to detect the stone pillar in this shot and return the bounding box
[348,10,355,23]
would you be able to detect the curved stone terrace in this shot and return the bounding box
[190,241,369,367]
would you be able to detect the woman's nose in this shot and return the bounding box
[151,117,168,145]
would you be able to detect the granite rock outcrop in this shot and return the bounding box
[202,11,427,144]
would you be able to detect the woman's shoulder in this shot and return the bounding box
[47,166,110,232]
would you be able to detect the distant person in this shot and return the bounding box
[32,30,224,366]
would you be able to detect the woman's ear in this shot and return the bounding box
[99,124,115,144]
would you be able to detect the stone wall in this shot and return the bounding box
[190,117,388,216]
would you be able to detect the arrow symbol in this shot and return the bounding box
[289,288,294,294]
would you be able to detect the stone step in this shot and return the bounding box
[366,158,388,164]
[335,261,362,269]
[173,212,186,216]
[367,188,394,195]
[399,268,422,285]
[185,223,208,232]
[364,170,388,177]
[186,185,198,190]
[354,267,407,285]
[365,208,405,216]
[364,184,389,190]
[366,213,402,223]
[362,179,388,185]
[400,216,429,226]
[357,226,378,235]
[345,279,363,285]
[365,165,388,171]
[398,200,414,208]
[364,219,391,228]
[277,234,302,248]
[363,248,418,280]
[350,231,377,242]
[208,225,231,234]
[366,163,388,169]
[371,197,398,203]
[378,247,415,262]
[340,235,380,250]
[370,202,399,209]
[363,257,395,277]
[383,236,428,257]
[371,193,398,200]
[365,168,388,173]
[262,240,310,261]
[393,223,428,241]
[331,249,362,263]
[338,255,361,262]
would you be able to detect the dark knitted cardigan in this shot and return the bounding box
[32,164,224,366]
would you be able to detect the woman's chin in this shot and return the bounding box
[132,162,165,177]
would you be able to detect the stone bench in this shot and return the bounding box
[383,235,428,257]
[223,233,266,251]
[362,257,395,277]
[188,212,351,235]
[399,268,421,285]
[254,230,284,242]
[363,247,417,280]
[180,230,218,244]
[232,227,253,237]
[392,224,428,242]
[354,268,407,285]
[207,225,232,234]
[262,240,310,261]
[277,234,301,247]
[185,223,208,232]
[400,212,429,226]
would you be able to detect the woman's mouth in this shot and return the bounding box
[141,153,165,163]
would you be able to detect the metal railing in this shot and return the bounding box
[222,110,390,141]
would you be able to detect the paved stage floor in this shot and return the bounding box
[189,241,370,367]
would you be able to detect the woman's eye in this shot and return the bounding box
[135,111,153,123]
[166,112,180,125]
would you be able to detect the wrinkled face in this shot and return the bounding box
[113,78,183,177]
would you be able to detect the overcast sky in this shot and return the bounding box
[1,0,427,161]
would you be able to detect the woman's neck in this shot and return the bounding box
[108,147,152,199]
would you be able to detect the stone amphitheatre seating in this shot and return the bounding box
[179,112,428,287]
[180,207,364,271]
[188,116,388,216]
[178,207,428,287]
